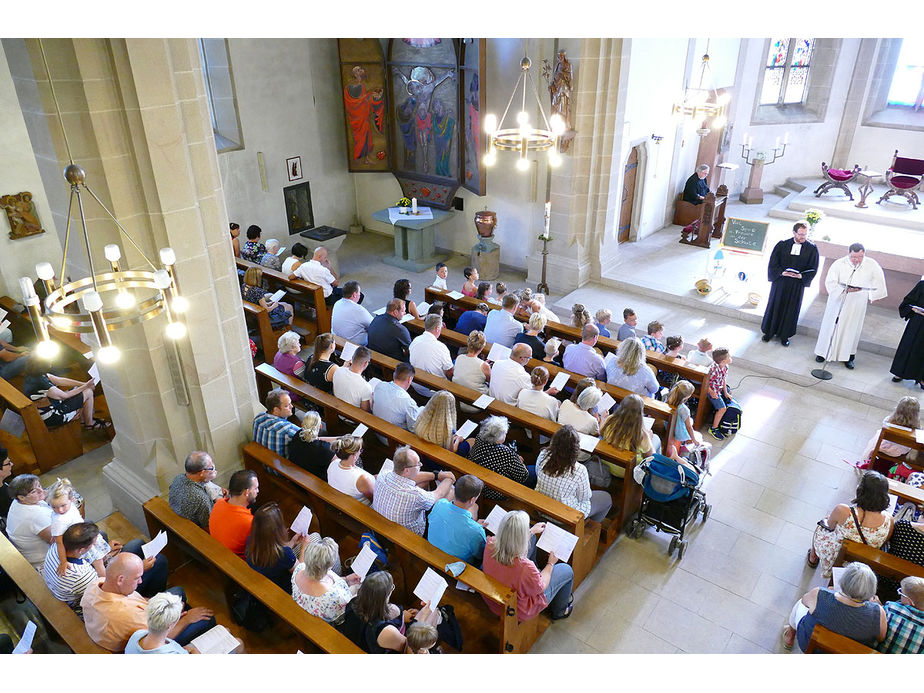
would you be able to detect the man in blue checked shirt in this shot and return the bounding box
[878,576,924,654]
[252,389,300,458]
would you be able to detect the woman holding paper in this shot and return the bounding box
[557,378,602,462]
[393,278,421,320]
[453,331,492,413]
[415,391,471,456]
[599,395,659,479]
[292,537,359,624]
[481,510,574,621]
[536,426,612,522]
[241,266,294,328]
[22,359,106,431]
[341,570,432,652]
[327,436,375,504]
[245,503,306,592]
[305,333,339,395]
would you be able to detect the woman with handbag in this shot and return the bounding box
[808,471,894,578]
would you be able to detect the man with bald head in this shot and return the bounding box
[562,323,606,380]
[81,553,215,651]
[367,297,412,361]
[489,343,535,405]
[292,245,342,305]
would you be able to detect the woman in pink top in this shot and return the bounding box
[461,267,479,297]
[480,510,574,621]
[273,331,307,403]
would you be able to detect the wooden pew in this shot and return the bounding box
[142,496,363,654]
[252,362,600,587]
[0,295,91,361]
[804,624,879,654]
[404,317,677,450]
[888,477,924,509]
[839,539,924,581]
[871,424,923,473]
[319,337,642,543]
[0,376,83,474]
[241,442,542,653]
[0,531,109,653]
[425,287,713,429]
[235,258,331,339]
[242,299,284,362]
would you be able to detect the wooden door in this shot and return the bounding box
[618,146,639,243]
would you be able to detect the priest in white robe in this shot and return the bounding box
[814,243,887,369]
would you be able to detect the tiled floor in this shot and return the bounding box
[25,224,916,655]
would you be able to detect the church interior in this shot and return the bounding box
[0,29,923,661]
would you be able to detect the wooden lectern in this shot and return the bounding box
[679,185,728,249]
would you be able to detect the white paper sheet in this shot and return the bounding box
[0,319,9,333]
[141,530,168,560]
[413,567,448,609]
[456,419,478,439]
[916,429,924,445]
[88,362,101,385]
[472,394,494,409]
[352,423,368,438]
[268,289,286,303]
[377,458,394,479]
[387,207,406,224]
[275,246,286,256]
[340,341,359,362]
[83,350,94,359]
[399,313,414,323]
[417,302,430,314]
[486,342,511,362]
[643,416,655,431]
[483,505,508,534]
[374,306,387,315]
[549,371,570,391]
[12,621,36,654]
[368,377,382,390]
[488,300,501,308]
[190,624,239,654]
[887,493,899,517]
[831,566,845,593]
[446,291,464,300]
[0,307,6,321]
[536,523,579,562]
[350,543,378,580]
[290,506,313,535]
[597,392,616,413]
[578,433,599,453]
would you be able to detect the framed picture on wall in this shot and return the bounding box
[283,182,314,235]
[286,156,303,181]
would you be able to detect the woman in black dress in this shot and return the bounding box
[287,411,336,480]
[22,360,108,430]
[890,280,924,389]
[514,312,547,360]
[304,333,339,394]
[393,278,421,320]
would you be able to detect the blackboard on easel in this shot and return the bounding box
[721,217,770,254]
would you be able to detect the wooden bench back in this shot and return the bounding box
[252,362,600,586]
[424,287,712,428]
[242,299,283,362]
[873,424,924,473]
[804,624,879,654]
[236,257,331,336]
[142,496,362,653]
[241,442,537,653]
[840,539,924,581]
[0,531,108,653]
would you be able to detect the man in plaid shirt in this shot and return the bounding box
[640,320,666,354]
[878,576,924,654]
[252,389,300,457]
[372,446,454,536]
[707,347,733,440]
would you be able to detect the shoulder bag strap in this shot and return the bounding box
[849,506,869,545]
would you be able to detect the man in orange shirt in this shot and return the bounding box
[208,470,259,557]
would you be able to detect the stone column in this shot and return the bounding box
[26,39,258,530]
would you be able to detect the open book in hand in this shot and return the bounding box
[190,624,239,654]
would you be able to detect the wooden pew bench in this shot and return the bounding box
[804,624,879,654]
[241,442,543,653]
[143,496,362,653]
[871,424,923,474]
[236,258,331,340]
[425,287,712,429]
[318,337,642,544]
[404,317,677,450]
[252,362,600,587]
[0,531,108,653]
[839,539,924,581]
[242,299,284,362]
[0,376,83,474]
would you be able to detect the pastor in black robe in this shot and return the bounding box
[760,238,820,340]
[890,280,924,383]
[682,172,709,204]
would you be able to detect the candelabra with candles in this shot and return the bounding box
[739,132,790,204]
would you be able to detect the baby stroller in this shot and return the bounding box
[626,453,710,560]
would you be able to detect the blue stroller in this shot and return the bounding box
[626,453,710,559]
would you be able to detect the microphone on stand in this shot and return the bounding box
[812,263,859,381]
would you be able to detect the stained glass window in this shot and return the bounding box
[760,38,814,106]
[887,39,924,107]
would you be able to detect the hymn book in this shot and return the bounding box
[190,625,239,654]
[536,523,579,562]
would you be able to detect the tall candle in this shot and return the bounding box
[411,197,417,214]
[543,201,551,239]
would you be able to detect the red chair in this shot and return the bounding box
[878,150,924,209]
[814,162,860,200]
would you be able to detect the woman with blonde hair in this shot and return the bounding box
[481,510,574,621]
[543,337,563,367]
[514,312,547,360]
[415,391,470,455]
[241,265,293,328]
[529,293,558,324]
[570,303,591,329]
[453,331,492,414]
[46,477,111,576]
[305,333,339,394]
[287,410,337,480]
[859,396,921,470]
[292,536,359,624]
[605,337,658,398]
[594,309,613,338]
[517,366,560,422]
[665,380,703,463]
[326,435,374,504]
[600,394,660,477]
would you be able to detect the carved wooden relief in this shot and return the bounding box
[1,192,45,240]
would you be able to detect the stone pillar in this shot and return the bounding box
[26,39,258,530]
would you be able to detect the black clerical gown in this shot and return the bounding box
[682,173,709,204]
[760,238,820,340]
[890,280,924,381]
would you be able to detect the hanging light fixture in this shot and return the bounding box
[672,41,731,137]
[21,40,187,364]
[483,48,566,171]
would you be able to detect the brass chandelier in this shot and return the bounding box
[672,43,730,136]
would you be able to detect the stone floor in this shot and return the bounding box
[13,224,919,656]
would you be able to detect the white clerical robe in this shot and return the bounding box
[814,256,887,361]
